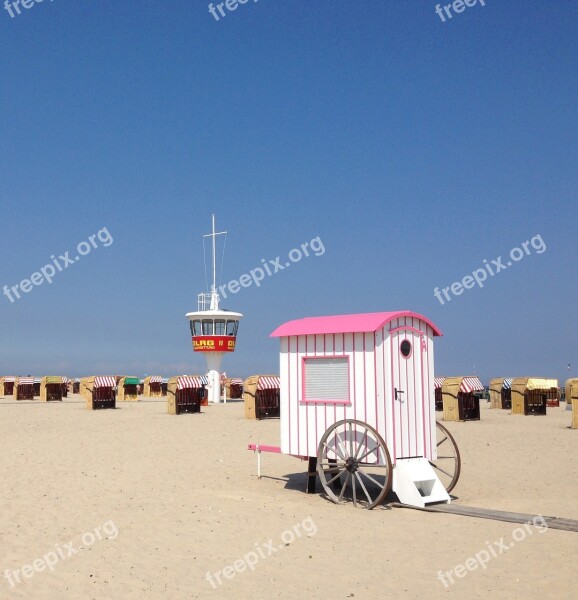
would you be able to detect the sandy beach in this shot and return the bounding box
[0,396,576,600]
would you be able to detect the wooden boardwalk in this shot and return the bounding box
[389,502,578,533]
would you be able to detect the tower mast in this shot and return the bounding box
[203,213,226,311]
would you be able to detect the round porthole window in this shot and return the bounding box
[400,339,412,358]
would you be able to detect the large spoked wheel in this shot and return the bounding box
[317,419,393,509]
[430,421,461,494]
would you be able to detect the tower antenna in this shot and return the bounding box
[202,214,227,310]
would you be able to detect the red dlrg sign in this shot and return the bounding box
[192,336,236,352]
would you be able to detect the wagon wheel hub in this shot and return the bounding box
[345,457,358,473]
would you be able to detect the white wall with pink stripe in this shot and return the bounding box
[278,316,437,464]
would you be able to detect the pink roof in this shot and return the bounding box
[270,311,442,337]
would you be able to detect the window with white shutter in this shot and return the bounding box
[303,357,350,404]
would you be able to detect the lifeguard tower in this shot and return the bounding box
[185,216,243,403]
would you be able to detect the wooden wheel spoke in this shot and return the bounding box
[320,466,344,477]
[338,471,351,501]
[429,463,454,478]
[357,469,385,490]
[323,441,347,461]
[319,463,346,471]
[325,470,344,486]
[354,430,372,460]
[348,422,354,458]
[355,472,374,504]
[357,445,378,462]
[334,434,349,460]
[435,455,456,460]
[437,435,448,447]
[351,468,357,506]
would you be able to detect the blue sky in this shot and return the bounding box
[0,1,576,383]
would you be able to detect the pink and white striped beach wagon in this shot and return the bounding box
[249,311,461,509]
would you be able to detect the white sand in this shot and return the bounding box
[0,396,576,599]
